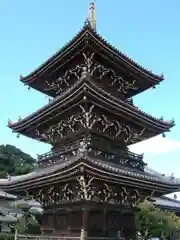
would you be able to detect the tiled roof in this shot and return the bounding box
[0,214,17,223]
[8,80,173,135]
[0,158,179,187]
[154,196,180,209]
[21,25,163,84]
[0,190,17,200]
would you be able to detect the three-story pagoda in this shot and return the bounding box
[2,2,180,240]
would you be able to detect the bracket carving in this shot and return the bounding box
[76,175,95,200]
[45,52,137,96]
[32,178,141,207]
[36,104,145,144]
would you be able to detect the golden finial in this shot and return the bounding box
[88,2,96,30]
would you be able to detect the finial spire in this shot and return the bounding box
[88,2,96,30]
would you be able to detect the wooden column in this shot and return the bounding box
[122,210,136,240]
[80,208,89,240]
[131,212,136,240]
[103,208,107,237]
[67,209,71,236]
[53,212,56,234]
[117,210,123,240]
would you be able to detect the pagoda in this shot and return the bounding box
[2,2,180,239]
[0,190,18,232]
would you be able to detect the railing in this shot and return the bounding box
[37,151,57,161]
[17,236,80,240]
[126,151,144,161]
[37,146,145,171]
[37,148,143,162]
[37,141,80,161]
[17,236,123,240]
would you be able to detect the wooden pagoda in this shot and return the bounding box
[2,2,180,239]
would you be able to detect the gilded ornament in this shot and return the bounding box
[35,104,146,144]
[76,176,95,200]
[44,52,137,96]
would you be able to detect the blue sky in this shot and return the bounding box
[0,0,180,177]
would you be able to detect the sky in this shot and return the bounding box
[0,0,180,179]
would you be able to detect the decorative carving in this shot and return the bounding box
[98,184,140,206]
[45,52,95,95]
[98,183,117,202]
[61,184,74,201]
[45,52,137,96]
[35,184,75,205]
[129,189,140,207]
[78,139,88,154]
[45,70,71,95]
[36,113,82,143]
[120,126,145,144]
[32,178,140,207]
[120,187,129,204]
[36,104,145,144]
[76,175,95,200]
[77,138,92,158]
[110,76,137,94]
[144,190,155,201]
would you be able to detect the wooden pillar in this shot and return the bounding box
[67,209,71,236]
[116,210,122,239]
[53,212,56,234]
[131,212,136,240]
[122,211,136,240]
[103,208,107,237]
[80,208,89,240]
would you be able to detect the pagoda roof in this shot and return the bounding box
[0,156,179,196]
[153,196,180,211]
[0,214,17,223]
[0,190,17,200]
[8,80,174,142]
[20,24,163,97]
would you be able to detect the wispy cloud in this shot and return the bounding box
[129,136,180,155]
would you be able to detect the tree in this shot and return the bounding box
[0,144,36,178]
[14,204,41,235]
[136,200,180,239]
[0,201,42,239]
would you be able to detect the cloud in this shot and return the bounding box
[129,136,180,155]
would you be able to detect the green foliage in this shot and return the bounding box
[15,216,27,234]
[0,233,13,240]
[14,204,41,235]
[15,214,40,234]
[136,200,180,239]
[0,144,36,178]
[26,217,41,235]
[15,203,31,212]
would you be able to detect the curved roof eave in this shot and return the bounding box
[8,81,174,132]
[20,24,163,85]
[0,189,17,200]
[153,196,180,209]
[0,158,180,192]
